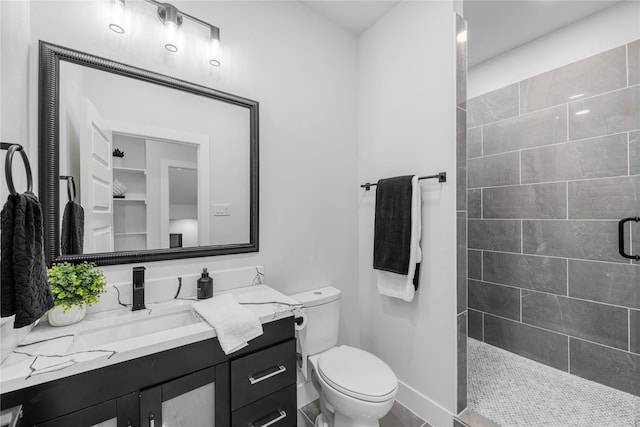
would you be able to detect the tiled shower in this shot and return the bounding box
[465,38,640,411]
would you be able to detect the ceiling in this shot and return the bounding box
[464,0,623,67]
[301,1,400,34]
[301,0,623,66]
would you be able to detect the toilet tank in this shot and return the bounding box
[290,286,341,356]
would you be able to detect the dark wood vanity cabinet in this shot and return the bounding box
[0,317,296,427]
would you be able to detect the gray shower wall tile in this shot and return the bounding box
[522,220,624,263]
[568,260,640,310]
[483,314,569,371]
[468,83,519,128]
[483,251,567,295]
[457,311,467,414]
[631,310,640,355]
[456,14,467,110]
[457,165,467,212]
[468,189,481,219]
[570,338,640,396]
[468,280,520,321]
[630,131,640,176]
[568,176,640,220]
[522,291,629,350]
[468,152,520,188]
[482,105,567,155]
[468,309,483,340]
[457,107,467,167]
[634,225,640,266]
[457,107,467,211]
[568,86,640,141]
[468,219,521,253]
[468,250,482,280]
[483,183,566,219]
[520,133,628,184]
[520,46,627,114]
[468,127,482,159]
[629,40,640,86]
[457,212,467,314]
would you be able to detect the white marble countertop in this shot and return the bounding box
[1,284,302,394]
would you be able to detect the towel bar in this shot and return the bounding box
[361,172,446,191]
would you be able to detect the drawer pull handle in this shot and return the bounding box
[248,365,287,385]
[250,410,287,427]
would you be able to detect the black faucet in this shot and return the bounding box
[132,266,146,311]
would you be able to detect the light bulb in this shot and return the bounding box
[109,0,126,34]
[165,20,179,52]
[209,26,221,66]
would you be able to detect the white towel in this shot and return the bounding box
[192,293,263,354]
[376,176,422,302]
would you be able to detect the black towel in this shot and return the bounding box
[61,200,84,255]
[373,175,414,275]
[1,191,54,328]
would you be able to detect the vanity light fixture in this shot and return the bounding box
[107,0,222,66]
[157,2,182,52]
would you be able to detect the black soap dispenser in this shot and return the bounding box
[197,268,213,299]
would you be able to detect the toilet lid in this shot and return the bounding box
[317,346,398,403]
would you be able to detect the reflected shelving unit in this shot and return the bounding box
[112,134,147,251]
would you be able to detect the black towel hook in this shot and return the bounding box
[1,142,33,196]
[60,176,76,202]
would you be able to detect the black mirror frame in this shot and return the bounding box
[39,41,259,266]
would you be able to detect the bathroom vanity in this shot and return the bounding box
[0,285,299,427]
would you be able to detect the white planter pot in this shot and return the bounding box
[48,303,87,327]
[113,157,124,168]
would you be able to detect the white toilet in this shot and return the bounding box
[291,287,398,427]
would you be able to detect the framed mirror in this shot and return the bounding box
[39,41,259,266]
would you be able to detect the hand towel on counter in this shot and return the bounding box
[373,175,422,302]
[192,293,263,354]
[61,200,84,255]
[1,192,54,328]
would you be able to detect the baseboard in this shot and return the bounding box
[396,380,454,427]
[297,378,319,409]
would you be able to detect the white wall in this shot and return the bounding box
[0,0,34,362]
[469,0,640,98]
[358,2,458,424]
[1,0,359,350]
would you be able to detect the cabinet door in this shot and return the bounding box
[37,400,116,427]
[38,393,138,427]
[139,367,217,427]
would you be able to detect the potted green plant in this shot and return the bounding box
[47,262,107,326]
[112,148,125,168]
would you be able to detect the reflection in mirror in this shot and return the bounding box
[40,42,258,265]
[58,61,250,255]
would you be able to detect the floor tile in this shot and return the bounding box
[468,338,640,426]
[380,401,426,427]
[300,399,429,427]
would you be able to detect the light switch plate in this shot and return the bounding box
[214,204,230,216]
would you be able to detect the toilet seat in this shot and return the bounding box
[317,346,398,403]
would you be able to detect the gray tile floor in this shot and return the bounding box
[298,399,430,427]
[468,338,640,427]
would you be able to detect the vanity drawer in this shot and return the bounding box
[231,339,296,410]
[231,384,296,427]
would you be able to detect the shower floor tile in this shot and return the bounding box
[468,338,640,427]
